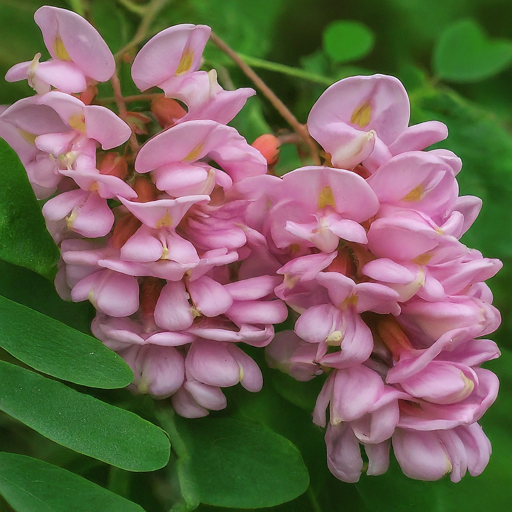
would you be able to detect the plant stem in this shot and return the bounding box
[238,54,334,86]
[110,70,140,155]
[115,0,173,59]
[97,92,163,105]
[117,0,147,16]
[209,31,321,165]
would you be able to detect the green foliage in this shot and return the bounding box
[90,0,134,54]
[167,413,309,509]
[322,20,374,64]
[0,360,170,471]
[433,19,512,82]
[0,138,59,276]
[0,295,133,389]
[0,452,145,512]
[0,259,94,333]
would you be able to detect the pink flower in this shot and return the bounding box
[5,6,115,93]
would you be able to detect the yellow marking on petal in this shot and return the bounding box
[350,102,372,128]
[175,48,195,75]
[66,209,78,228]
[289,244,301,255]
[161,246,169,259]
[412,253,433,266]
[237,361,244,382]
[284,273,299,289]
[403,184,424,202]
[69,113,86,133]
[138,379,150,395]
[445,457,453,475]
[53,36,72,61]
[341,294,358,310]
[460,371,475,397]
[325,330,343,346]
[18,129,37,145]
[435,227,444,235]
[318,186,336,209]
[190,306,202,318]
[89,182,99,192]
[183,143,204,162]
[27,53,41,89]
[155,211,173,228]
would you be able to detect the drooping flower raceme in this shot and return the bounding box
[263,74,501,483]
[1,6,502,485]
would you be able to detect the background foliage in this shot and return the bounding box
[1,0,512,510]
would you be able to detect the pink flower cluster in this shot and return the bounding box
[0,6,287,417]
[264,75,502,483]
[0,6,502,484]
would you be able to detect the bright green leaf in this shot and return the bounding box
[0,294,133,389]
[172,415,309,509]
[0,452,144,512]
[433,19,512,82]
[323,20,374,64]
[0,361,170,471]
[0,138,59,276]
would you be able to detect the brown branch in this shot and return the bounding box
[209,31,321,166]
[96,92,163,105]
[110,70,140,155]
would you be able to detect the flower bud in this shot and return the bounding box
[133,176,158,202]
[375,315,412,360]
[126,111,151,135]
[151,96,187,128]
[98,152,128,180]
[252,134,281,167]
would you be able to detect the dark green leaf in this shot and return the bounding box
[0,294,132,389]
[433,19,512,82]
[0,259,93,334]
[172,415,309,508]
[0,138,59,276]
[0,360,170,471]
[0,452,144,512]
[323,20,374,64]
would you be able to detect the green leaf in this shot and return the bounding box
[433,19,512,82]
[0,452,144,512]
[323,20,374,64]
[0,259,93,334]
[0,294,132,389]
[355,348,512,512]
[90,0,133,54]
[0,360,170,471]
[0,138,59,276]
[172,415,309,509]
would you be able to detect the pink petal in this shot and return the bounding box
[393,429,452,481]
[308,74,410,146]
[34,6,115,81]
[154,280,194,331]
[186,340,239,387]
[131,24,211,91]
[187,275,233,317]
